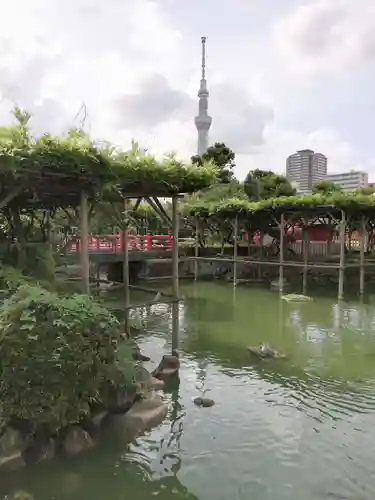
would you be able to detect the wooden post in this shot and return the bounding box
[279,213,285,293]
[302,220,309,295]
[233,215,239,287]
[79,191,90,295]
[123,198,130,334]
[338,210,346,300]
[360,215,366,296]
[171,195,179,355]
[258,230,263,281]
[194,216,199,281]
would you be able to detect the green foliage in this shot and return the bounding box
[192,142,235,183]
[244,169,296,200]
[356,186,375,195]
[187,192,375,221]
[183,181,247,210]
[90,200,167,235]
[0,265,27,294]
[312,180,343,195]
[0,108,218,209]
[0,284,134,429]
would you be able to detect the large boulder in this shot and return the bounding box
[23,437,55,465]
[107,395,168,440]
[136,365,165,391]
[101,380,140,414]
[152,355,180,381]
[150,377,165,391]
[60,426,94,456]
[0,427,26,470]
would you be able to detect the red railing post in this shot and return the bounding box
[145,233,152,250]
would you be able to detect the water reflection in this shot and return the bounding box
[4,283,375,500]
[0,382,195,500]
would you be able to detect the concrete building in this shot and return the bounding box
[194,36,212,156]
[325,171,368,192]
[286,149,328,193]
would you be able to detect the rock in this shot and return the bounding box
[135,366,164,391]
[91,410,109,429]
[193,397,215,408]
[61,426,94,456]
[101,381,139,414]
[0,427,26,470]
[152,354,180,380]
[130,341,151,362]
[0,451,25,470]
[8,491,35,500]
[150,377,165,390]
[108,396,168,439]
[23,438,55,465]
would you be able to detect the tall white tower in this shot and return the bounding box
[194,36,212,156]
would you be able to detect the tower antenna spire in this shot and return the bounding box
[194,36,212,156]
[201,36,206,80]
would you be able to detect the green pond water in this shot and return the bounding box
[2,282,375,500]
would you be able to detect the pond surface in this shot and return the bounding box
[2,282,375,500]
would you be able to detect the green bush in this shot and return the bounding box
[0,284,135,430]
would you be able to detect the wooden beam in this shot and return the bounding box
[133,197,143,211]
[152,196,172,226]
[145,196,172,228]
[129,284,174,297]
[302,219,309,295]
[233,215,239,287]
[0,185,25,210]
[79,191,90,295]
[338,209,346,300]
[171,195,179,354]
[194,216,199,281]
[279,213,285,293]
[360,215,366,295]
[257,231,263,280]
[123,199,130,334]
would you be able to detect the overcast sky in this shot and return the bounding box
[1,0,374,180]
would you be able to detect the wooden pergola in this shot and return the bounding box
[190,201,375,300]
[78,190,181,354]
[0,140,217,355]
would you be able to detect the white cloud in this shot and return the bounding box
[273,0,375,77]
[0,0,373,182]
[235,126,369,181]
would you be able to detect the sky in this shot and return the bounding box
[0,0,374,180]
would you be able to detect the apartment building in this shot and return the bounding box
[286,149,327,193]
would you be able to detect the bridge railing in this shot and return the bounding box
[69,234,174,253]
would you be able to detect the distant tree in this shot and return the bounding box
[243,169,296,201]
[192,142,235,183]
[312,180,343,195]
[356,186,375,195]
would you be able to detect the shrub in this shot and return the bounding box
[0,284,135,431]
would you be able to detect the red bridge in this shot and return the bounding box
[69,233,174,253]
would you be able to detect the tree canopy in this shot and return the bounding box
[244,169,296,201]
[312,180,343,195]
[191,142,235,183]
